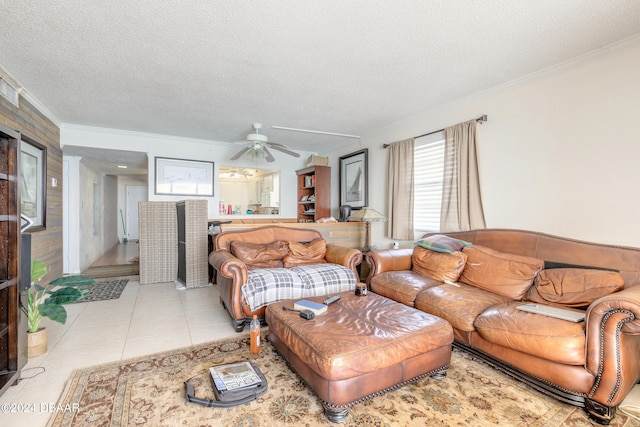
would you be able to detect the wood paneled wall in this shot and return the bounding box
[0,96,63,282]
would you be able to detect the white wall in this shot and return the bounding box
[62,126,314,270]
[324,41,640,248]
[61,126,312,219]
[78,160,104,269]
[102,175,118,253]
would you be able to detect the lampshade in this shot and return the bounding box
[347,207,387,222]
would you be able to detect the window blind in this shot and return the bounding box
[414,131,445,232]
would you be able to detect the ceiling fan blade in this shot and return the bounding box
[233,140,250,144]
[230,146,250,160]
[268,143,301,158]
[265,141,288,148]
[261,146,276,162]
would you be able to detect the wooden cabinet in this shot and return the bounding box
[0,125,22,396]
[296,166,331,222]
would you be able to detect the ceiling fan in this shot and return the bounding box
[231,123,300,163]
[220,167,254,178]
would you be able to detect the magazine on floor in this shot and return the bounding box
[209,361,263,395]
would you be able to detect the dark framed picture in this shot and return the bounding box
[155,157,214,196]
[20,137,47,231]
[339,149,368,209]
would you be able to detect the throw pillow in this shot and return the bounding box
[230,240,289,269]
[283,238,327,268]
[459,245,544,300]
[413,234,472,254]
[411,245,467,283]
[525,268,624,307]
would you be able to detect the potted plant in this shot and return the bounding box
[21,259,96,357]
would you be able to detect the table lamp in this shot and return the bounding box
[348,207,387,250]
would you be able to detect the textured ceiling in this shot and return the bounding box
[1,1,640,155]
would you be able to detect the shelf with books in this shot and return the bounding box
[296,166,330,222]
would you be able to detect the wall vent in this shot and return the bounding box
[0,77,19,107]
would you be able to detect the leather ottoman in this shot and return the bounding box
[265,291,453,423]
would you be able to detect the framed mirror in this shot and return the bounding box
[20,136,47,231]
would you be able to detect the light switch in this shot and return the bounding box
[51,177,58,187]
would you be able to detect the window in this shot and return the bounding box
[414,131,445,233]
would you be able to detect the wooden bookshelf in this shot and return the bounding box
[296,166,331,222]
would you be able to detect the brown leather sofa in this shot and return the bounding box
[366,229,640,424]
[209,225,363,332]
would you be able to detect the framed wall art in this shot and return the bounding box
[339,149,368,209]
[155,157,214,196]
[20,137,47,231]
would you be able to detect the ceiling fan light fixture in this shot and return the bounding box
[248,144,266,158]
[231,122,300,163]
[247,133,268,143]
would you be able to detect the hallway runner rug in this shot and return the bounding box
[47,333,639,427]
[71,279,129,303]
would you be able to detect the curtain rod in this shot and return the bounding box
[383,114,487,148]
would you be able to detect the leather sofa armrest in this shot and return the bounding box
[209,250,249,283]
[585,283,640,406]
[209,250,249,323]
[365,249,413,285]
[325,245,363,276]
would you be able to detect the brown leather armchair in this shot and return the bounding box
[209,225,362,332]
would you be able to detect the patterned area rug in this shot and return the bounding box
[71,279,129,304]
[47,333,640,427]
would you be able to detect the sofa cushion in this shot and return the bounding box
[459,245,544,300]
[283,238,327,268]
[413,234,472,254]
[474,303,586,365]
[525,268,624,307]
[412,246,467,283]
[369,270,442,307]
[415,283,511,332]
[231,240,289,269]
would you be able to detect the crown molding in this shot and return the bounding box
[463,33,640,103]
[366,33,640,141]
[20,88,62,126]
[0,65,62,126]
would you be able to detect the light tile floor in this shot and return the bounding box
[1,277,640,426]
[0,277,239,427]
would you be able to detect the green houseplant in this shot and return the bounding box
[21,259,96,356]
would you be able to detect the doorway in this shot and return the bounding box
[125,185,147,241]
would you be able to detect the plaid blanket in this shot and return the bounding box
[241,263,357,311]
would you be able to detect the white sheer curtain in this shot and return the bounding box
[386,138,415,239]
[440,119,486,231]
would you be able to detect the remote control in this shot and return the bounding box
[323,295,341,305]
[282,306,315,320]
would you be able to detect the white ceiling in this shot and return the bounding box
[1,1,640,162]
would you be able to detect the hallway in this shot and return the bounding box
[81,242,140,278]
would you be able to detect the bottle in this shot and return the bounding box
[219,200,225,215]
[227,204,232,215]
[250,315,260,354]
